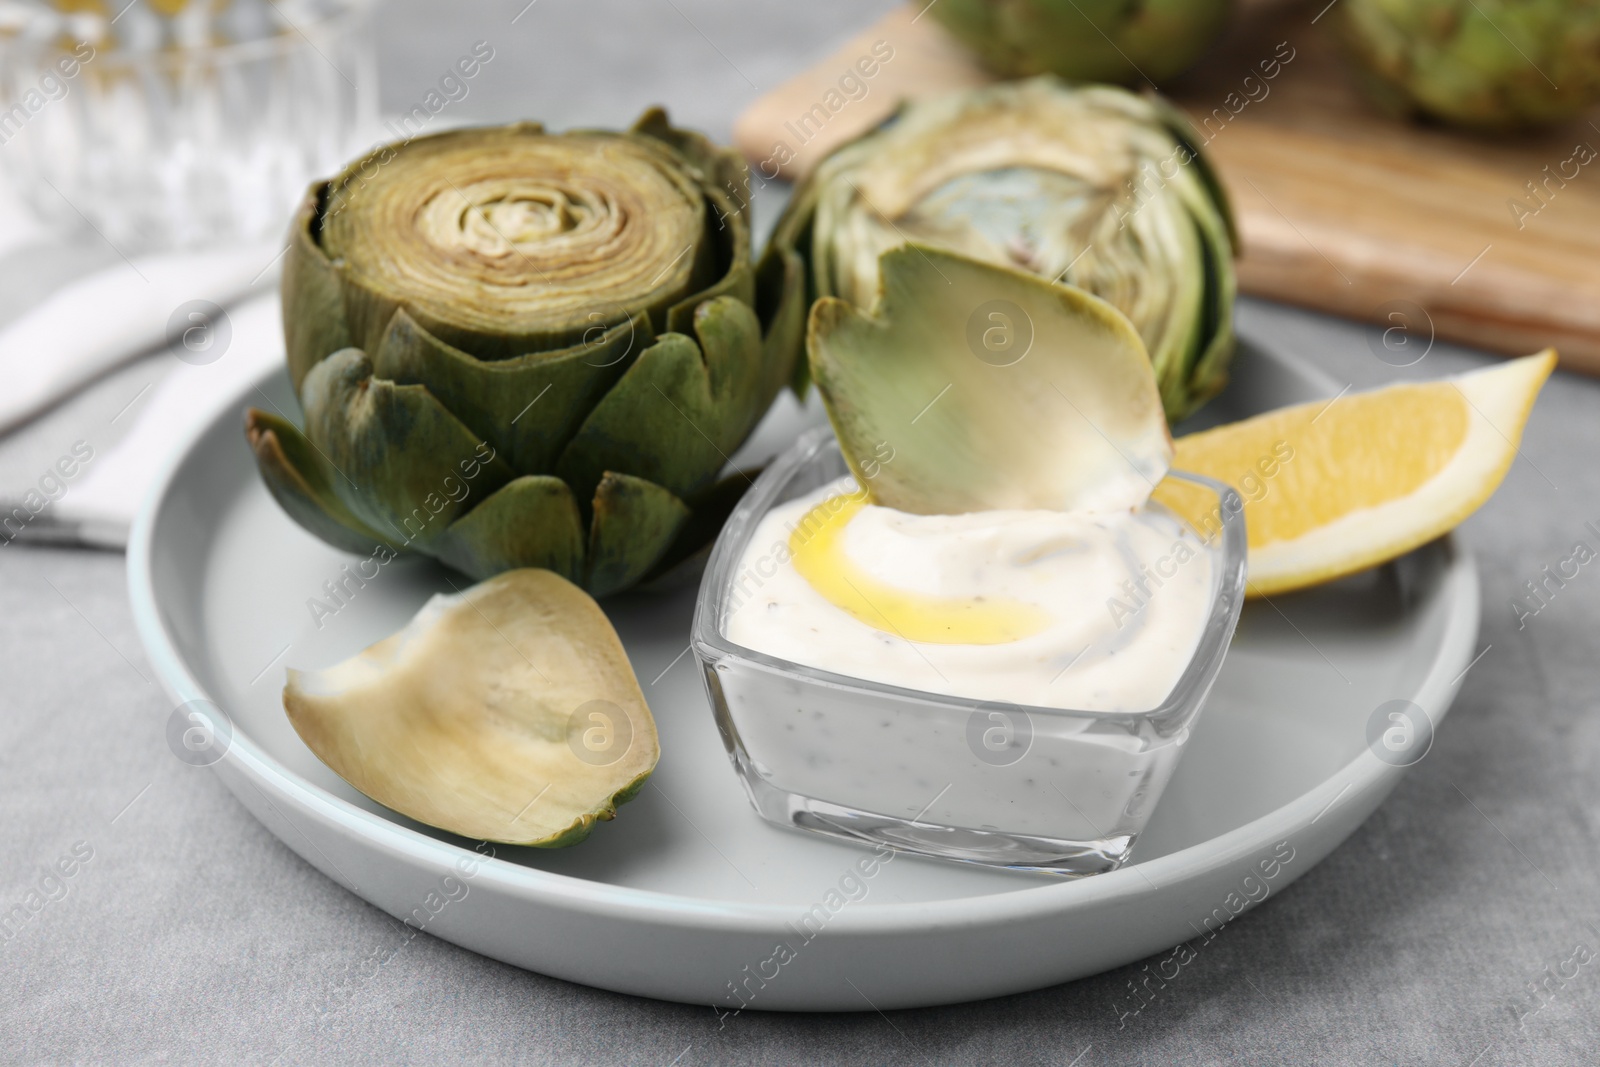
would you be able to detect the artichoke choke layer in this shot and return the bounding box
[248,111,806,597]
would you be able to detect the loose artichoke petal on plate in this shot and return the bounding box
[432,476,586,584]
[244,408,399,555]
[300,348,515,546]
[808,245,1172,515]
[556,295,766,504]
[370,307,650,475]
[283,569,659,847]
[768,78,1236,423]
[587,472,692,598]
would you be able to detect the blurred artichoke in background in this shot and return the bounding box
[930,0,1234,86]
[765,78,1237,422]
[1337,0,1600,128]
[246,114,803,596]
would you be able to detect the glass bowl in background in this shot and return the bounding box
[692,427,1248,877]
[0,0,376,251]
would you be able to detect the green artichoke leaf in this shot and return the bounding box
[809,245,1173,515]
[1127,195,1206,414]
[763,152,824,279]
[1181,208,1237,416]
[371,307,650,476]
[586,472,692,598]
[663,220,754,338]
[300,348,516,547]
[282,184,355,393]
[631,107,750,216]
[661,167,754,338]
[1146,95,1239,250]
[556,294,765,505]
[432,476,586,584]
[1128,97,1235,417]
[756,244,810,398]
[627,106,772,373]
[244,408,402,555]
[757,163,828,396]
[690,295,780,451]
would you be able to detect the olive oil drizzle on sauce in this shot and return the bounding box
[788,494,1050,646]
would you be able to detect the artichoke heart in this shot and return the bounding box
[284,569,659,847]
[249,113,804,596]
[766,78,1236,423]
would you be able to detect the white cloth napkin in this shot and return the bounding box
[5,291,286,547]
[0,241,280,436]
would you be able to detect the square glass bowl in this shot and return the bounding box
[692,427,1247,876]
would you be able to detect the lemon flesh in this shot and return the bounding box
[1163,351,1555,597]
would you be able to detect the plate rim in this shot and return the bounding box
[127,355,1479,938]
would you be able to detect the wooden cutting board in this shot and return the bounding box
[734,1,1600,371]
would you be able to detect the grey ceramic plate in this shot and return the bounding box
[127,337,1477,1011]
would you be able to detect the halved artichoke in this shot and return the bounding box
[764,78,1237,423]
[284,569,658,847]
[248,112,804,596]
[930,0,1234,86]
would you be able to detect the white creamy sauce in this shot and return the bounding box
[725,478,1215,713]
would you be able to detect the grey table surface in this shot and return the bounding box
[5,2,1600,1064]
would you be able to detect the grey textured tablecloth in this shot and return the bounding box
[6,2,1600,1064]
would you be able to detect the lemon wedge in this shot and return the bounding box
[1161,350,1555,597]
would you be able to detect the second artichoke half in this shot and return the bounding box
[247,112,804,596]
[766,78,1238,423]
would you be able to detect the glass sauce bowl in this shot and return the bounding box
[692,427,1247,876]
